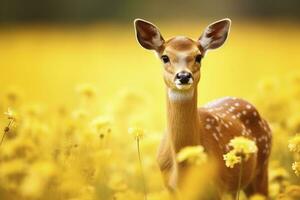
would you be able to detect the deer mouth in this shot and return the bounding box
[174,80,193,90]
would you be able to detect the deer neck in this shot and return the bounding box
[166,87,202,153]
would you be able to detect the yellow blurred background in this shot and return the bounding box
[0,1,300,199]
[0,21,299,129]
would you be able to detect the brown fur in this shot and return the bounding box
[165,37,196,51]
[157,90,272,197]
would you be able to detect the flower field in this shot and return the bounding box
[0,21,300,199]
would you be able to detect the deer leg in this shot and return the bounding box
[244,162,269,197]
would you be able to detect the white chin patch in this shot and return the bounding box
[175,84,192,90]
[168,88,194,101]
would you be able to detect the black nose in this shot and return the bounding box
[176,71,192,84]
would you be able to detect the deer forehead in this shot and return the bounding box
[165,36,198,51]
[163,37,200,65]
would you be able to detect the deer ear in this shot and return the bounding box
[198,18,231,53]
[134,19,165,51]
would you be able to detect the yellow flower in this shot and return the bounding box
[108,173,128,191]
[277,185,300,200]
[269,167,289,182]
[177,145,207,166]
[24,104,43,118]
[288,134,300,153]
[71,109,88,120]
[223,151,241,168]
[249,194,266,200]
[292,162,300,176]
[128,127,144,140]
[0,159,27,176]
[223,137,258,168]
[229,136,258,159]
[20,161,56,198]
[76,84,96,98]
[91,116,111,130]
[91,116,112,138]
[4,108,17,121]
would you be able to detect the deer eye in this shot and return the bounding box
[161,55,170,64]
[195,55,202,63]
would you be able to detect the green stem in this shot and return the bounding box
[0,132,6,146]
[0,120,13,146]
[235,160,243,200]
[137,138,147,200]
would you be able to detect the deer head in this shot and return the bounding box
[134,18,231,95]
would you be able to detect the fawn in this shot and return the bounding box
[134,18,272,198]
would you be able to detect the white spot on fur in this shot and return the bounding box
[225,145,230,151]
[212,132,219,141]
[216,106,224,111]
[205,124,211,130]
[229,106,235,112]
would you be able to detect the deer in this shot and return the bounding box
[134,18,272,199]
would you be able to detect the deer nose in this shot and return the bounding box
[175,71,192,84]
